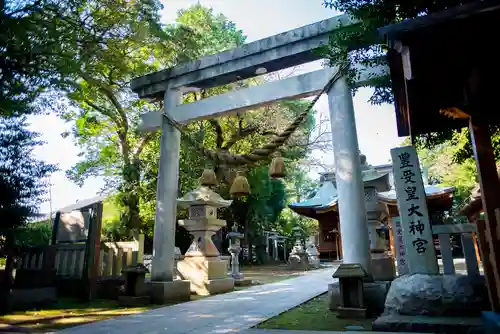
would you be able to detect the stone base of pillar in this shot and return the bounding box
[177,256,234,296]
[371,253,396,281]
[149,280,191,304]
[288,252,312,270]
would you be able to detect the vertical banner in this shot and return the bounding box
[391,146,438,274]
[392,216,409,275]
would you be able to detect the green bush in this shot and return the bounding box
[13,221,52,247]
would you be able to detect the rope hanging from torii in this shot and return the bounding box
[160,65,347,195]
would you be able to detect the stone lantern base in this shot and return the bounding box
[288,252,312,270]
[177,256,234,296]
[371,253,396,281]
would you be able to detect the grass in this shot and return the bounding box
[0,299,159,333]
[257,293,374,332]
[0,263,312,332]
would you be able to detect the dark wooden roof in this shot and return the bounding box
[379,1,500,136]
[332,263,367,278]
[57,195,107,213]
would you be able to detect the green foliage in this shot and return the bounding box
[319,0,484,202]
[417,143,477,206]
[244,166,287,238]
[11,221,52,248]
[0,116,57,255]
[1,0,82,115]
[280,167,319,241]
[53,3,318,248]
[321,0,471,104]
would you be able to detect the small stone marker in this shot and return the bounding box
[332,263,368,319]
[392,216,409,276]
[118,263,150,306]
[391,146,438,275]
[57,210,90,242]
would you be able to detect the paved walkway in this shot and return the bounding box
[240,330,429,334]
[57,266,338,334]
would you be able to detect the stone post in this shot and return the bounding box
[274,239,279,261]
[227,225,251,286]
[327,75,372,274]
[150,89,191,303]
[283,241,287,262]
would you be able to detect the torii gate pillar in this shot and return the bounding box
[328,76,372,274]
[149,90,192,303]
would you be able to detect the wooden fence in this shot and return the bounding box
[432,223,481,276]
[16,235,145,279]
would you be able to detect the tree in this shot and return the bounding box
[55,0,176,237]
[0,0,140,116]
[321,0,473,104]
[321,0,482,178]
[417,142,477,210]
[0,116,56,313]
[61,3,320,249]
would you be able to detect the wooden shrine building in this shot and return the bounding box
[379,0,500,312]
[289,162,455,259]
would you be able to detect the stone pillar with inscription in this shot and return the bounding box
[391,146,439,275]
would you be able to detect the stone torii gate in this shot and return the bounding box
[131,14,387,302]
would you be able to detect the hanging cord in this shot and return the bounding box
[161,64,348,166]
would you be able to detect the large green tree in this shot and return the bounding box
[321,0,483,178]
[0,116,56,313]
[54,0,178,237]
[58,4,251,238]
[60,3,319,253]
[1,0,82,115]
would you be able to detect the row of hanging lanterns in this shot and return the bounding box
[200,151,285,197]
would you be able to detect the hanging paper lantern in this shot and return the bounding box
[230,171,250,197]
[269,152,285,178]
[200,168,217,187]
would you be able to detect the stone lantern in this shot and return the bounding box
[176,186,235,296]
[288,226,311,270]
[227,224,251,286]
[360,154,395,281]
[306,244,321,268]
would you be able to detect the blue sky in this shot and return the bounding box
[29,0,404,214]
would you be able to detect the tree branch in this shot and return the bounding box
[133,132,155,158]
[83,99,120,127]
[222,124,260,150]
[208,119,224,149]
[79,70,128,133]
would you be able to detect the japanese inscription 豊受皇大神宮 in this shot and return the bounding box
[391,146,438,274]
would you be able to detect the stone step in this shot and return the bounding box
[372,314,483,334]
